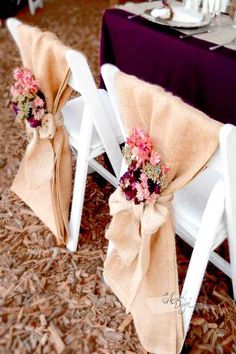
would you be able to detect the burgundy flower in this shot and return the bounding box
[154,184,161,194]
[124,186,137,201]
[128,160,138,171]
[120,170,136,187]
[27,116,41,128]
[12,103,19,115]
[133,168,141,180]
[134,197,141,205]
[121,170,132,180]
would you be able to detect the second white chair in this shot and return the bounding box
[101,63,236,337]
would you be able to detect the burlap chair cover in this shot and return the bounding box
[11,24,73,245]
[104,71,222,354]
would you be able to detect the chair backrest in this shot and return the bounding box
[6,18,123,179]
[101,63,236,227]
[101,64,126,140]
[101,64,130,175]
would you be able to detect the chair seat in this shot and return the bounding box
[62,89,124,154]
[173,168,227,250]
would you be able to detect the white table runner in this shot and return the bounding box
[117,1,236,50]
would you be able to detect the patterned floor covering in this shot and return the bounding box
[0,1,235,353]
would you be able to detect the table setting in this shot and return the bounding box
[100,1,236,125]
[115,0,236,50]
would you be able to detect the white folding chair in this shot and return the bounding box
[7,19,123,252]
[28,0,43,15]
[101,63,236,337]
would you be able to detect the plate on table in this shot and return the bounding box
[142,10,212,29]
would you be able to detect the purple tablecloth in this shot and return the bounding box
[100,8,236,124]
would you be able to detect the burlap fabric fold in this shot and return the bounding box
[104,71,222,354]
[11,24,73,245]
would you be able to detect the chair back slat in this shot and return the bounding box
[101,64,126,141]
[66,50,122,178]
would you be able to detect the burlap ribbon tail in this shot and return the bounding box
[106,187,173,312]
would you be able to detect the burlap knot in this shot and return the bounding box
[39,112,59,139]
[106,187,173,312]
[24,112,63,190]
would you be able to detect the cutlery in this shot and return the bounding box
[209,36,236,50]
[179,29,210,39]
[127,12,145,20]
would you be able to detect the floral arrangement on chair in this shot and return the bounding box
[119,128,170,204]
[10,67,46,128]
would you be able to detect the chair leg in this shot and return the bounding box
[88,158,118,187]
[28,0,35,15]
[28,0,43,15]
[67,154,88,252]
[228,232,236,299]
[67,107,93,252]
[181,181,225,337]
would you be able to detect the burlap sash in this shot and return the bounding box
[11,24,73,245]
[104,71,222,353]
[106,188,173,312]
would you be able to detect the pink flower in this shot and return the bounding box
[34,108,45,120]
[150,151,160,165]
[13,67,24,81]
[135,181,150,202]
[13,67,39,95]
[163,165,170,174]
[127,128,153,152]
[14,82,25,95]
[33,96,44,108]
[131,146,140,160]
[140,173,148,187]
[126,128,155,168]
[138,149,150,164]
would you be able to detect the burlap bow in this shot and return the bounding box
[106,188,172,311]
[11,24,73,244]
[24,113,62,189]
[104,71,222,354]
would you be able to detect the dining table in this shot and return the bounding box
[100,3,236,124]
